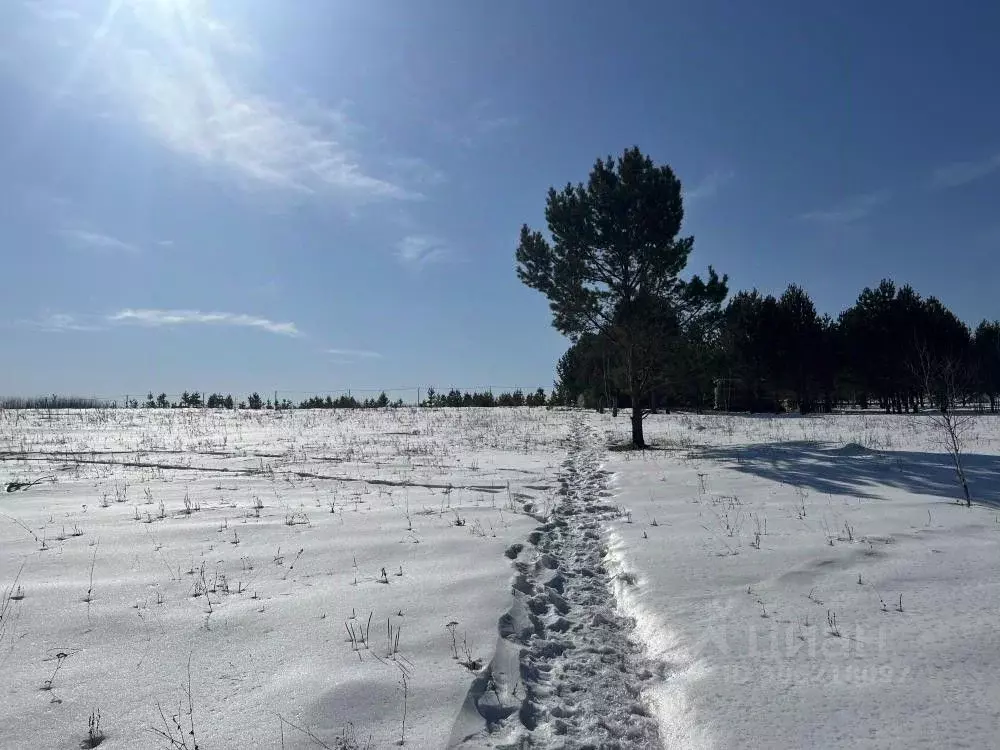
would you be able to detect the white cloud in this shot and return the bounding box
[28,1,411,202]
[109,309,300,337]
[326,348,382,359]
[395,235,450,266]
[24,312,104,332]
[684,169,735,203]
[57,228,139,253]
[800,189,891,224]
[930,152,1000,189]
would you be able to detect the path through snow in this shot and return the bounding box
[451,420,664,748]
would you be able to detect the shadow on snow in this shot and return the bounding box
[693,440,1000,508]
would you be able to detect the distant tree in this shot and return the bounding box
[224,394,234,410]
[178,391,204,408]
[247,392,263,410]
[840,281,971,413]
[516,146,726,447]
[720,290,778,411]
[475,391,496,407]
[423,387,436,407]
[774,285,824,413]
[553,334,617,408]
[156,393,169,408]
[526,388,547,407]
[840,281,914,412]
[920,296,972,403]
[553,346,584,406]
[144,392,156,409]
[720,286,822,412]
[973,321,1000,412]
[665,307,726,412]
[815,315,840,413]
[376,392,390,408]
[330,394,360,408]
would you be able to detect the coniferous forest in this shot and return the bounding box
[550,278,1000,417]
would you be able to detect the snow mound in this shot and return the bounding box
[833,442,877,457]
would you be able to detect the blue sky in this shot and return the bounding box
[2,1,999,400]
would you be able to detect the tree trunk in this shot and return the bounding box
[631,406,645,449]
[626,348,645,449]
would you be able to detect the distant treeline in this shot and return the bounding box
[139,392,395,410]
[0,396,113,410]
[553,279,1000,414]
[260,388,550,409]
[1,389,553,411]
[419,387,549,408]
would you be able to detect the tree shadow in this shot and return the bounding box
[693,440,1000,508]
[608,442,677,453]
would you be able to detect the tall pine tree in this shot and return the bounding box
[516,147,726,447]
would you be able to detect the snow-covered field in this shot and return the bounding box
[0,408,567,749]
[2,408,998,748]
[602,412,1000,749]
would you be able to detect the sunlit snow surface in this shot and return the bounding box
[2,408,998,748]
[0,408,563,748]
[603,412,1000,749]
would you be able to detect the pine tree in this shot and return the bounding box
[516,147,726,447]
[775,285,823,413]
[973,321,1000,412]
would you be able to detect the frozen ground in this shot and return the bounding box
[2,408,999,748]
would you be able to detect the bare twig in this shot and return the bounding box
[149,654,200,749]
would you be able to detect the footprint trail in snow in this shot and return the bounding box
[452,419,664,749]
